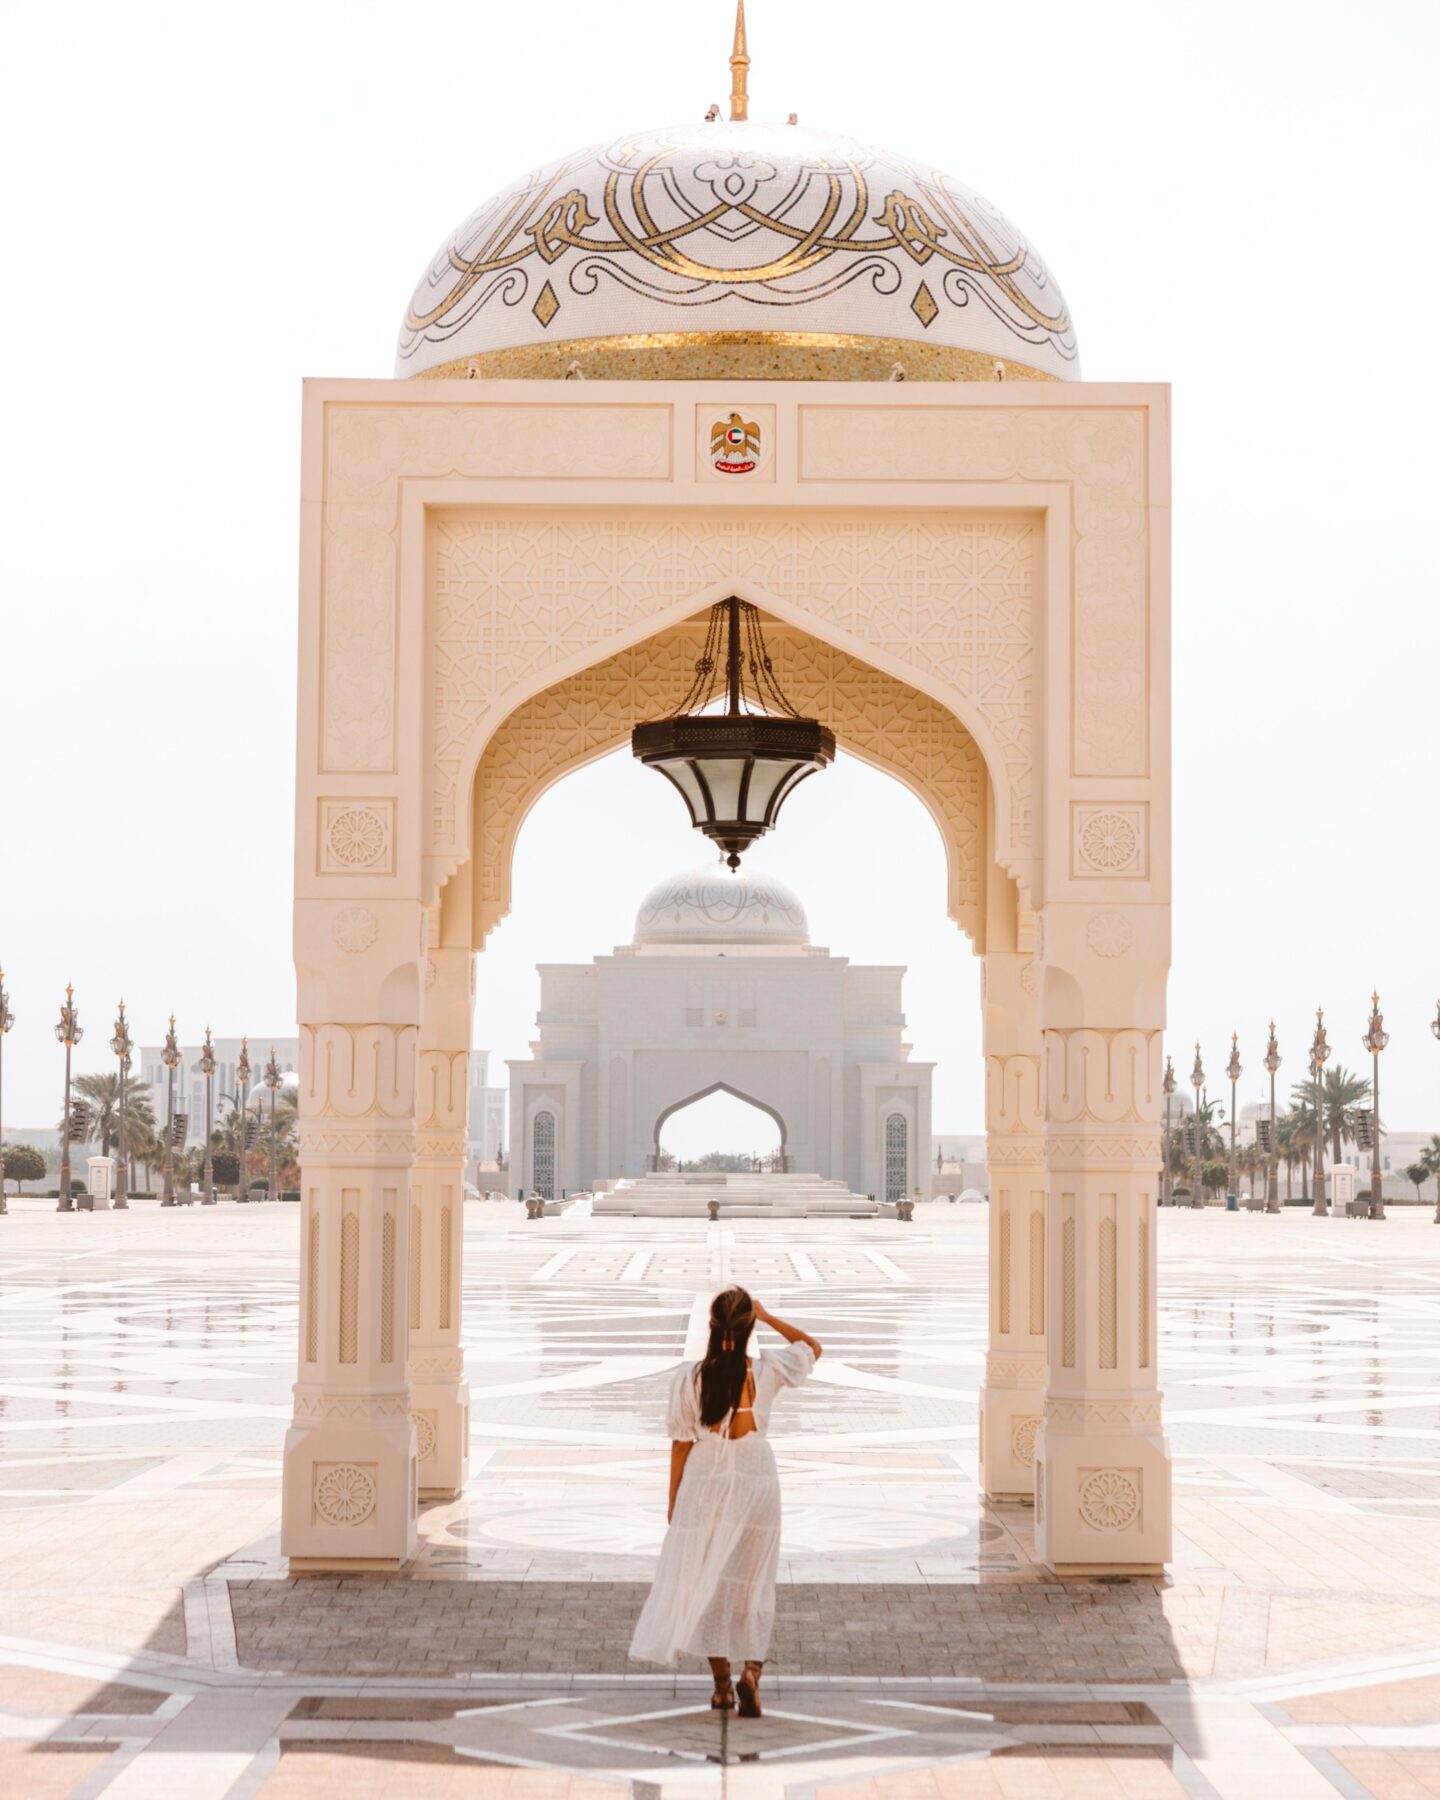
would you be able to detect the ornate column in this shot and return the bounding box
[1033,906,1172,1575]
[410,941,472,1499]
[281,903,422,1571]
[978,949,1046,1500]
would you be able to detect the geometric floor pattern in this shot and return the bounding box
[3,1199,1440,1796]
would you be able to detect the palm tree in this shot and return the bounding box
[126,1115,163,1190]
[1276,1107,1311,1201]
[1236,1141,1265,1199]
[1290,1066,1373,1168]
[1403,1162,1431,1204]
[67,1073,156,1162]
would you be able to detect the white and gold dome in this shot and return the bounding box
[634,865,810,946]
[396,8,1077,383]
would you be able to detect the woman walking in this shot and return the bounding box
[629,1285,823,1716]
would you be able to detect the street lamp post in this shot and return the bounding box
[1190,1043,1205,1208]
[235,1038,251,1202]
[1226,1033,1242,1211]
[263,1047,281,1203]
[110,1001,132,1211]
[200,1027,217,1205]
[1310,1008,1329,1217]
[0,968,14,1217]
[1162,1055,1176,1205]
[1362,992,1388,1222]
[1263,1022,1282,1214]
[54,985,83,1212]
[161,1016,180,1207]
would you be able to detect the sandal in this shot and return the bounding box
[710,1677,735,1711]
[736,1661,763,1718]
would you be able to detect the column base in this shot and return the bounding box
[1034,1413,1172,1574]
[281,1397,417,1570]
[978,1363,1044,1502]
[412,1368,470,1501]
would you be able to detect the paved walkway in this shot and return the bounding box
[2,1200,1439,1795]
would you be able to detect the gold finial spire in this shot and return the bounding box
[729,0,750,121]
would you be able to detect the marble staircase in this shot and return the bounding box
[592,1171,880,1218]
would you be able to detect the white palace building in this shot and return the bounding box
[506,866,932,1204]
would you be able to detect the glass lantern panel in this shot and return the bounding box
[696,756,745,819]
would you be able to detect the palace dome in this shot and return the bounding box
[634,865,810,946]
[396,119,1078,383]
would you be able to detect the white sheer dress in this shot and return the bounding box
[629,1340,816,1667]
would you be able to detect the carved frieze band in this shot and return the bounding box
[297,1128,419,1164]
[986,1141,1048,1167]
[1043,1028,1161,1127]
[413,1132,469,1164]
[300,1024,419,1122]
[1045,1395,1163,1432]
[1044,1135,1162,1170]
[983,1352,1045,1387]
[293,1391,412,1422]
[984,1052,1042,1138]
[416,1049,470,1132]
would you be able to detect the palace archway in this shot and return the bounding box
[287,379,1172,1583]
[654,1082,788,1170]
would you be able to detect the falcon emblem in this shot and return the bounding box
[710,412,762,474]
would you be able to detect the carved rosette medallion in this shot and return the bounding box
[319,800,394,875]
[1011,1416,1040,1468]
[331,906,379,954]
[1073,806,1145,878]
[1078,1468,1140,1532]
[413,1410,438,1461]
[313,1462,378,1527]
[1085,909,1134,958]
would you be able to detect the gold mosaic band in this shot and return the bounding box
[409,331,1061,384]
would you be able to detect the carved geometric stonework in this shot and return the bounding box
[431,509,1033,877]
[318,799,394,875]
[471,623,988,946]
[413,1411,438,1460]
[313,1462,378,1527]
[1085,909,1134,958]
[1072,804,1146,878]
[1078,1467,1140,1532]
[331,906,380,954]
[1011,1415,1040,1468]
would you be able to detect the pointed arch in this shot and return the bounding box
[652,1081,787,1165]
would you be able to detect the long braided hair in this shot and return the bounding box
[696,1285,756,1428]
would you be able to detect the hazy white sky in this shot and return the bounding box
[3,0,1438,1153]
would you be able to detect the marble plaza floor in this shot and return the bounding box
[3,1201,1440,1797]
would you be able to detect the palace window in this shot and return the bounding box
[532,1110,556,1202]
[884,1112,908,1204]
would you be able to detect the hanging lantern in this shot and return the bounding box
[632,597,834,869]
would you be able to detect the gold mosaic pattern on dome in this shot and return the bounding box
[415,330,1057,383]
[398,123,1076,377]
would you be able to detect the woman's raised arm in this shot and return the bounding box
[753,1301,822,1359]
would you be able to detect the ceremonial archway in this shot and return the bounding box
[652,1082,789,1169]
[286,379,1172,1582]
